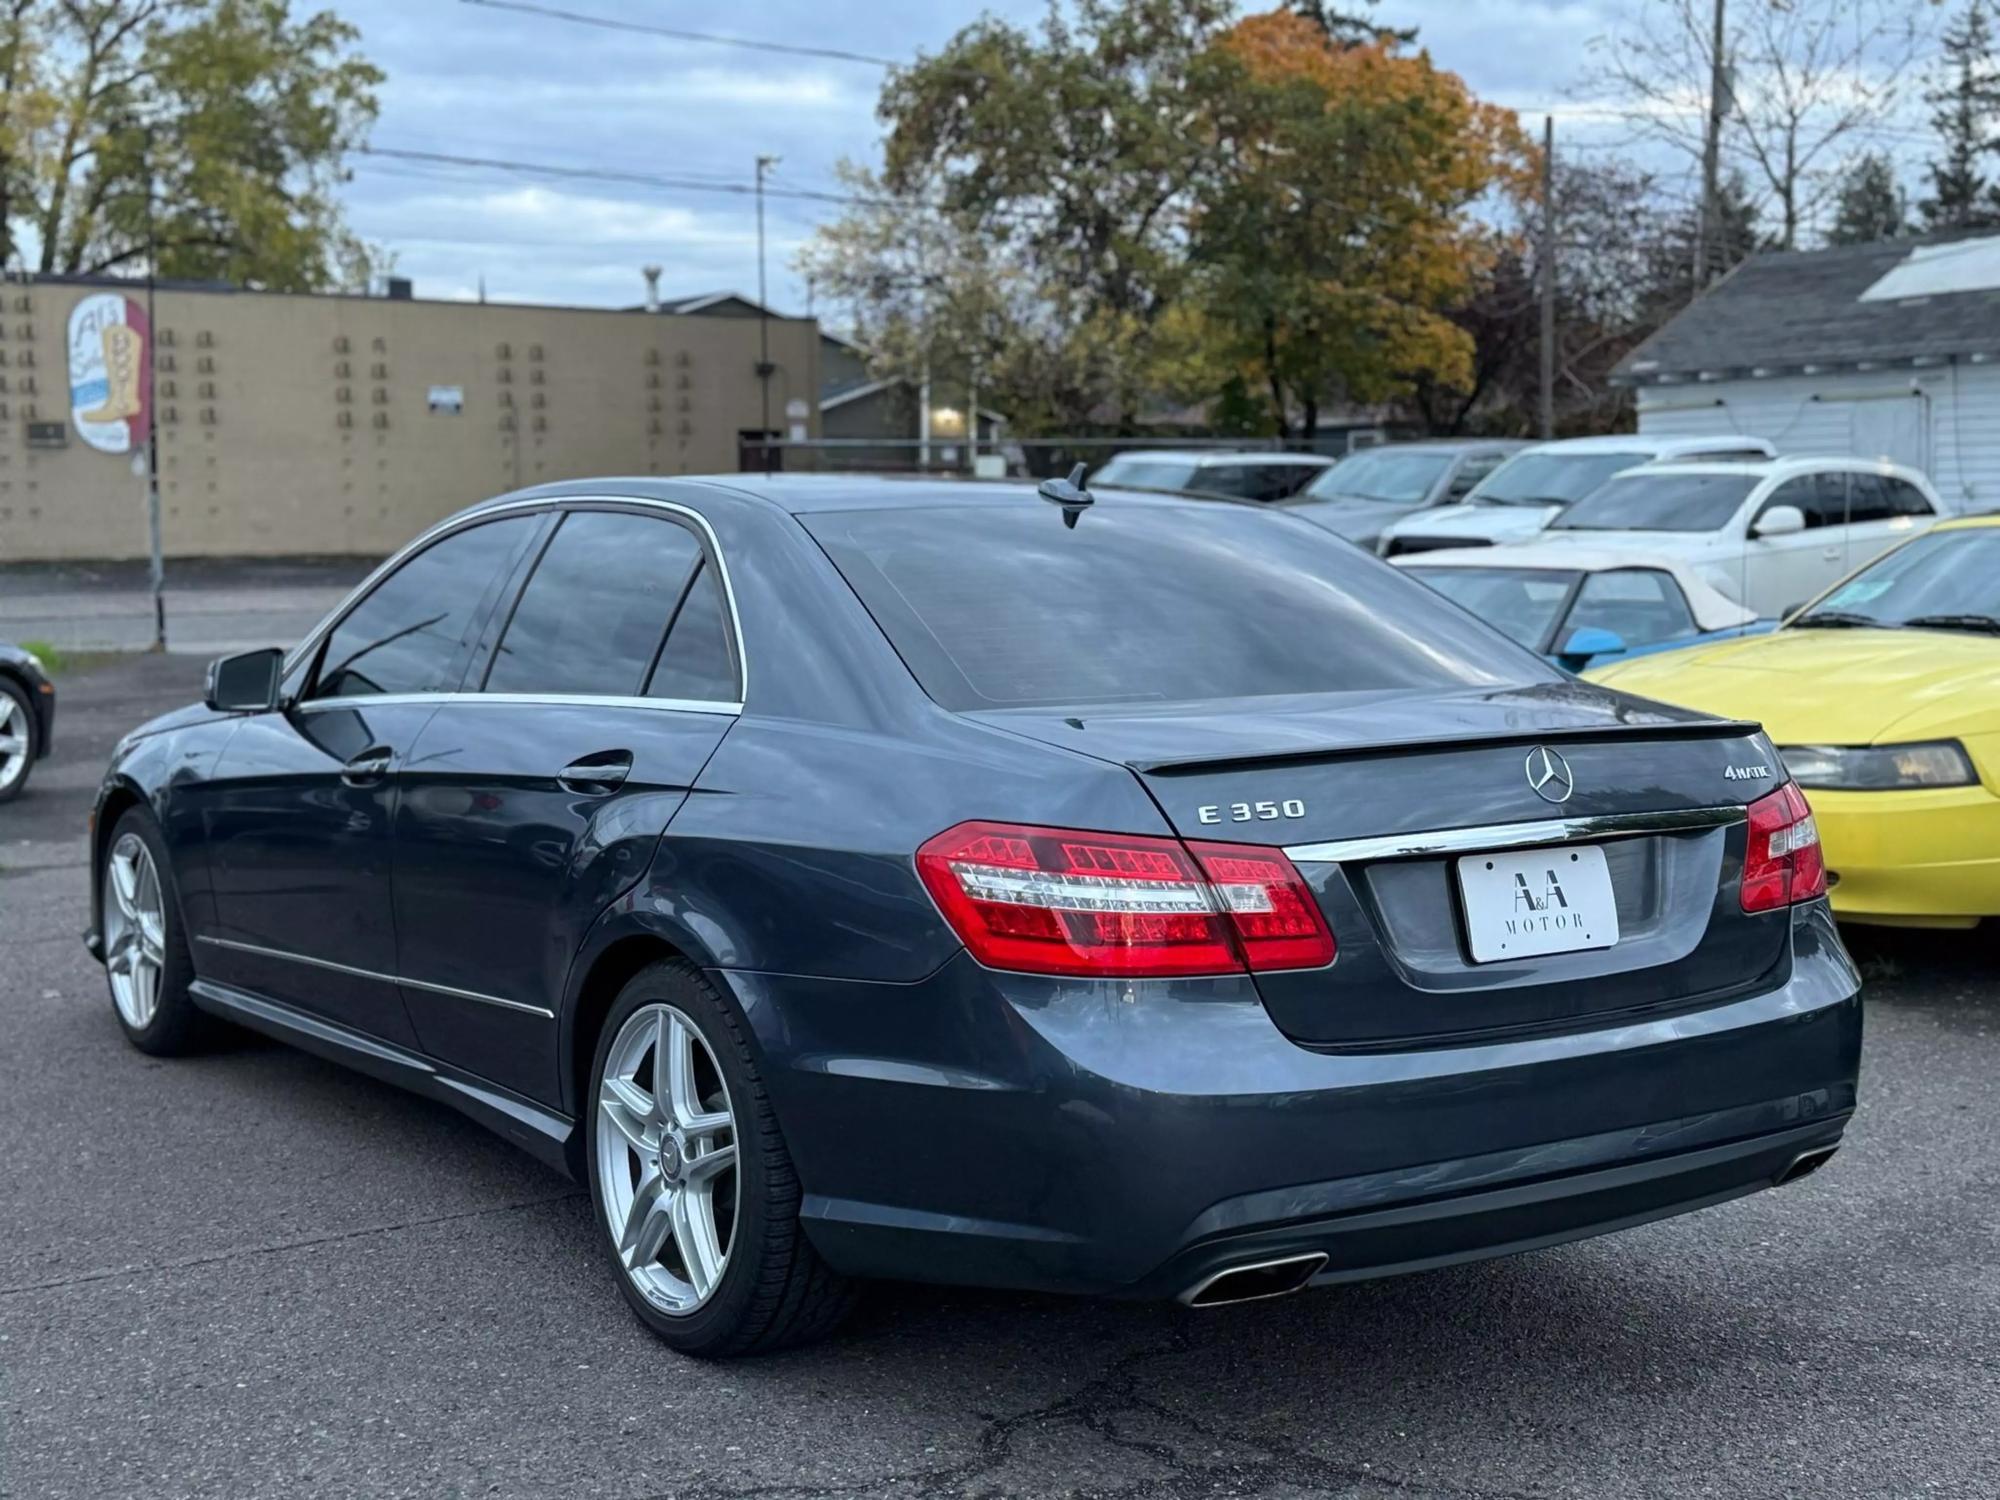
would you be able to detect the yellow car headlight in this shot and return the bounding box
[1779,740,1979,791]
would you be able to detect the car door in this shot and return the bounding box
[391,502,741,1101]
[197,512,545,1045]
[1740,473,1845,615]
[1842,471,1935,576]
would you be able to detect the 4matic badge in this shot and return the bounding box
[1723,764,1772,782]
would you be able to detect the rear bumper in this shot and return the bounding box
[1813,784,2000,925]
[723,901,1862,1300]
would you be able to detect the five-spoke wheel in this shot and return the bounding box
[596,1002,739,1313]
[104,830,168,1031]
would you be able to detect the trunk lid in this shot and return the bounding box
[970,682,1790,1048]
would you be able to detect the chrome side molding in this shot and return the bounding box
[195,934,556,1019]
[1284,805,1744,866]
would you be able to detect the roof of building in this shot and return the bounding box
[1614,233,2000,386]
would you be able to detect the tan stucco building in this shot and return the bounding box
[0,277,821,562]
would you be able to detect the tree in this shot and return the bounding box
[1920,0,2000,231]
[1827,152,1908,243]
[875,0,1235,429]
[0,0,380,289]
[1190,11,1535,439]
[1592,0,1938,251]
[1287,1,1415,47]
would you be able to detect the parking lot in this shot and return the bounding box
[1,652,1996,1500]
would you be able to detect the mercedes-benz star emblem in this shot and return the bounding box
[1525,745,1575,804]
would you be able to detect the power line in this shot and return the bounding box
[361,144,909,210]
[456,0,903,69]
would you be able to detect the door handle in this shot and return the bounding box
[1821,545,1842,560]
[340,746,394,786]
[558,751,633,795]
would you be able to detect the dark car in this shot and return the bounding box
[87,476,1861,1357]
[0,639,56,803]
[1086,449,1333,502]
[1289,439,1528,549]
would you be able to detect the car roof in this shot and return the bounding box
[1512,434,1776,458]
[1099,449,1333,468]
[482,472,1250,518]
[1602,455,1935,484]
[1392,542,1759,631]
[1337,438,1530,454]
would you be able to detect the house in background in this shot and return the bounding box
[819,330,1006,470]
[1612,234,2000,514]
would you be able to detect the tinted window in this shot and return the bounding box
[1468,451,1655,506]
[1803,527,2000,626]
[1761,472,1846,530]
[313,517,535,699]
[1305,449,1452,503]
[1089,458,1198,493]
[806,502,1541,710]
[1886,477,1935,517]
[1845,473,1896,524]
[487,511,701,696]
[1566,570,1697,647]
[1403,566,1578,651]
[647,562,739,702]
[1553,472,1761,532]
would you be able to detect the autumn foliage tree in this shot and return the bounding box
[1189,11,1535,439]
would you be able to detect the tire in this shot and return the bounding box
[586,958,856,1356]
[101,806,216,1056]
[0,676,34,804]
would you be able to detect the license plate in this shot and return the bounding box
[1456,844,1620,963]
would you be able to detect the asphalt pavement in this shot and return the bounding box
[0,557,373,655]
[2,655,1997,1499]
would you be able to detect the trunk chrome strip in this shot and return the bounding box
[1284,805,1744,865]
[194,934,556,1019]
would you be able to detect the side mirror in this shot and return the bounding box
[205,647,285,713]
[1556,625,1626,672]
[1753,504,1806,538]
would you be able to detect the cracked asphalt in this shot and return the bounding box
[3,654,1998,1499]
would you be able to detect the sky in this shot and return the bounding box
[331,0,1901,317]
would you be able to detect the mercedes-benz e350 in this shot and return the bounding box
[88,475,1861,1356]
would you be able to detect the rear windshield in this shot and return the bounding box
[1553,472,1760,532]
[1304,449,1452,502]
[805,501,1544,710]
[1470,451,1653,506]
[1088,458,1198,493]
[1404,566,1580,650]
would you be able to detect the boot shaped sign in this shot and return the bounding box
[68,292,151,455]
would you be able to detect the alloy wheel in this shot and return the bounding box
[104,832,168,1031]
[0,694,28,795]
[596,1003,740,1314]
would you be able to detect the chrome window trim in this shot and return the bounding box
[1284,805,1743,866]
[196,934,556,1019]
[284,493,749,704]
[291,690,742,718]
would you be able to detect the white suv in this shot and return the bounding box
[1376,434,1778,557]
[1528,456,1944,616]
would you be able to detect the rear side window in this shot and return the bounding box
[313,516,536,699]
[806,502,1540,710]
[1845,474,1897,524]
[487,511,701,696]
[647,562,739,703]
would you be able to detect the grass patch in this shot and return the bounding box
[17,640,124,676]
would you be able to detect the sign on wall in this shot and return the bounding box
[67,292,151,455]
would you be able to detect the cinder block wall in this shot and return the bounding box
[0,282,821,561]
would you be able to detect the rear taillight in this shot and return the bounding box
[915,821,1335,979]
[1740,782,1828,914]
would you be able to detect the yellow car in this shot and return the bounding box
[1588,516,2000,929]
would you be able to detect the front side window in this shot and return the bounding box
[1761,472,1846,530]
[1402,566,1579,651]
[1553,472,1761,533]
[807,501,1544,710]
[312,516,537,699]
[487,510,703,696]
[1565,570,1697,647]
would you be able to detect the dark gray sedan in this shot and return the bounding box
[1288,439,1529,548]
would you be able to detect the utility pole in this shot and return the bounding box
[1539,114,1556,442]
[143,127,165,652]
[754,154,778,468]
[1696,0,1728,292]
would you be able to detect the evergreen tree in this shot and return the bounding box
[1921,0,2000,232]
[1827,154,1909,245]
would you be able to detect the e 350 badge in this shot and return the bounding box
[1197,799,1307,825]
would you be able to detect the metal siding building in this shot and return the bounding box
[1616,235,2000,515]
[1,278,821,562]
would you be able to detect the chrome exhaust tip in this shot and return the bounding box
[1776,1144,1839,1187]
[1180,1252,1329,1308]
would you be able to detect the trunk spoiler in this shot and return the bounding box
[1131,717,1763,777]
